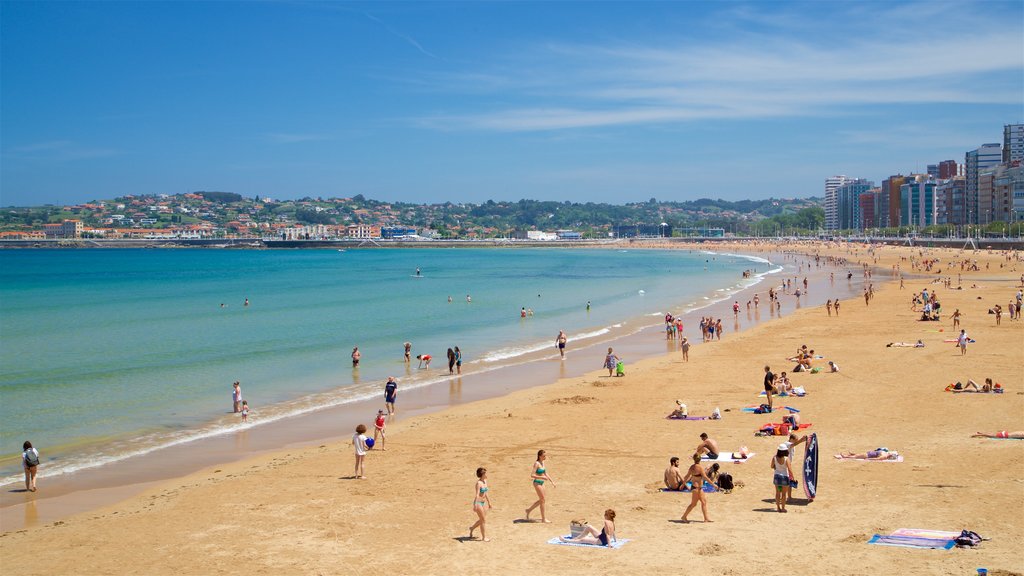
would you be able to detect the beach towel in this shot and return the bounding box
[891,528,961,540]
[547,536,629,549]
[659,481,717,493]
[666,415,708,421]
[867,534,955,550]
[759,390,806,397]
[701,452,756,463]
[757,423,812,436]
[836,455,904,463]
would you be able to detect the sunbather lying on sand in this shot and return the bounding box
[887,340,925,348]
[947,378,1003,393]
[834,448,900,460]
[972,431,1024,439]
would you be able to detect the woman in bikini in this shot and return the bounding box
[681,453,712,522]
[561,509,616,547]
[525,449,556,522]
[469,467,492,542]
[972,431,1024,439]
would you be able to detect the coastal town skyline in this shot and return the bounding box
[2,1,1022,207]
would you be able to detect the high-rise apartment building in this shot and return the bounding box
[836,178,874,230]
[900,175,938,227]
[824,175,851,231]
[936,177,966,225]
[938,160,959,179]
[1004,124,1024,165]
[882,175,905,227]
[965,143,1002,224]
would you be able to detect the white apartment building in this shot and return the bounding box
[824,175,851,231]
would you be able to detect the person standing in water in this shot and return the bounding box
[351,347,361,367]
[384,377,398,415]
[415,267,421,277]
[232,381,242,413]
[454,346,463,375]
[403,342,412,363]
[555,330,568,359]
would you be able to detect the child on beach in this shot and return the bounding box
[353,424,369,479]
[373,409,387,450]
[603,348,618,377]
[241,400,249,423]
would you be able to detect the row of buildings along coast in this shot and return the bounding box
[824,123,1024,231]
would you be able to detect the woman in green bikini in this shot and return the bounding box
[525,449,556,522]
[470,467,492,542]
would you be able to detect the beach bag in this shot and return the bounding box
[716,472,733,491]
[711,407,721,420]
[615,361,625,376]
[24,450,39,467]
[570,520,588,539]
[954,530,983,548]
[754,404,772,414]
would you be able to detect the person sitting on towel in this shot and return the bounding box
[669,400,688,418]
[664,456,686,490]
[696,432,719,460]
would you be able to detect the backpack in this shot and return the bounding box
[716,472,733,491]
[954,530,984,548]
[754,404,772,414]
[24,450,39,467]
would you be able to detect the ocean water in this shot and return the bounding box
[0,247,775,484]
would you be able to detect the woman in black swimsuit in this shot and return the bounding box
[681,453,712,523]
[561,509,616,547]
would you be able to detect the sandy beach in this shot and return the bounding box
[2,242,1022,576]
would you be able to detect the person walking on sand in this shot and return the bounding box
[680,337,690,362]
[352,424,369,479]
[951,308,961,328]
[470,467,492,542]
[561,509,616,547]
[956,329,970,355]
[384,377,398,415]
[834,300,840,315]
[603,347,618,376]
[22,441,39,492]
[555,330,568,359]
[771,444,794,513]
[232,381,242,413]
[525,449,556,522]
[681,454,712,523]
[826,299,833,316]
[373,409,387,450]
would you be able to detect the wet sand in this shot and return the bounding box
[1,242,1022,576]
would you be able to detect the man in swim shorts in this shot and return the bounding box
[664,457,685,490]
[696,433,719,461]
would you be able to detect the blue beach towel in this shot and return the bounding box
[547,536,629,549]
[867,534,955,550]
[659,481,718,493]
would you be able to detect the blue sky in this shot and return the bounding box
[2,1,1022,206]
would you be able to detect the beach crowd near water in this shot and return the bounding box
[4,240,1023,575]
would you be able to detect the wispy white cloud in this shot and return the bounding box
[363,11,438,59]
[414,2,1023,132]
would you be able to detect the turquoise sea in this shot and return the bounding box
[0,248,775,484]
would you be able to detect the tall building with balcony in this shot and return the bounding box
[1004,124,1024,165]
[900,175,938,227]
[882,175,906,227]
[836,179,874,231]
[966,143,1002,223]
[936,177,967,225]
[938,160,959,179]
[824,175,851,231]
